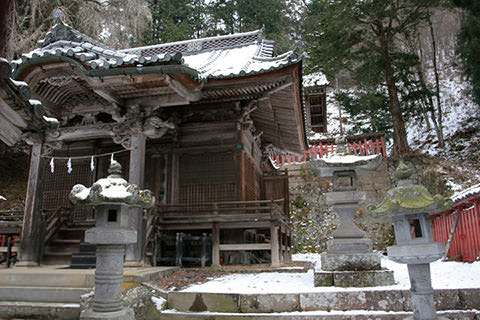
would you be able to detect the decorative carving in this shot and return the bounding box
[42,141,64,155]
[143,116,175,139]
[81,113,97,126]
[39,75,80,87]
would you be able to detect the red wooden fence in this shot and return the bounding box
[272,133,387,165]
[432,194,480,262]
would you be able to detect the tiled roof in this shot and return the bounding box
[12,24,299,81]
[452,183,480,203]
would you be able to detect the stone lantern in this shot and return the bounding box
[70,160,155,320]
[310,136,394,287]
[367,161,452,320]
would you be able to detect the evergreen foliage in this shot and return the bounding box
[304,0,441,154]
[453,0,480,105]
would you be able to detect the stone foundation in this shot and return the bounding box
[314,269,395,287]
[321,252,382,271]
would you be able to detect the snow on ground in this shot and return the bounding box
[180,253,480,293]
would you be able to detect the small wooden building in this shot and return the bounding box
[1,21,308,267]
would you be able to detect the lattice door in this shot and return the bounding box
[42,158,95,221]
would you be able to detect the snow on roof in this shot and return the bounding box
[452,183,480,203]
[321,153,380,165]
[303,72,329,87]
[12,26,298,80]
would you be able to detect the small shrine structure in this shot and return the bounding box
[0,17,308,267]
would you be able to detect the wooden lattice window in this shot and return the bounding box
[306,87,327,133]
[178,152,237,206]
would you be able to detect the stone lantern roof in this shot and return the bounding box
[70,160,155,208]
[367,161,452,216]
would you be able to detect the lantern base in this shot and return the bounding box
[80,307,134,320]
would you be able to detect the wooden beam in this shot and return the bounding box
[165,74,202,102]
[0,97,27,128]
[126,93,189,108]
[219,243,270,251]
[93,89,121,105]
[45,126,113,142]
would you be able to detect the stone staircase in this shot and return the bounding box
[0,267,94,319]
[160,289,480,319]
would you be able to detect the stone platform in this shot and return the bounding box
[161,288,480,319]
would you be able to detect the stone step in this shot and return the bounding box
[0,286,91,303]
[167,289,480,313]
[0,301,80,320]
[159,310,480,320]
[0,270,94,287]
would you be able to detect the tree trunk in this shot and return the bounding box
[428,13,445,148]
[0,0,13,58]
[380,35,410,155]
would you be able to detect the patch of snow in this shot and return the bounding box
[28,99,42,106]
[321,153,380,164]
[180,253,480,293]
[151,296,166,311]
[303,72,329,87]
[95,176,132,200]
[43,115,59,125]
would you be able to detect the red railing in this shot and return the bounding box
[432,194,480,262]
[272,133,387,165]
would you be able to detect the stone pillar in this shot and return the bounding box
[407,264,437,320]
[93,245,125,312]
[125,133,146,266]
[18,142,44,266]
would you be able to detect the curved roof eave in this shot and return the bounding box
[12,55,201,82]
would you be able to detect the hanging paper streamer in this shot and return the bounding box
[90,156,95,172]
[67,157,72,174]
[50,158,55,173]
[110,153,114,163]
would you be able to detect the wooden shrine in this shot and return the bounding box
[0,19,308,267]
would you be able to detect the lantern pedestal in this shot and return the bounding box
[314,190,394,287]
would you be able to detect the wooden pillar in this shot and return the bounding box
[270,222,280,267]
[18,142,45,266]
[281,230,287,263]
[212,223,220,267]
[125,133,146,266]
